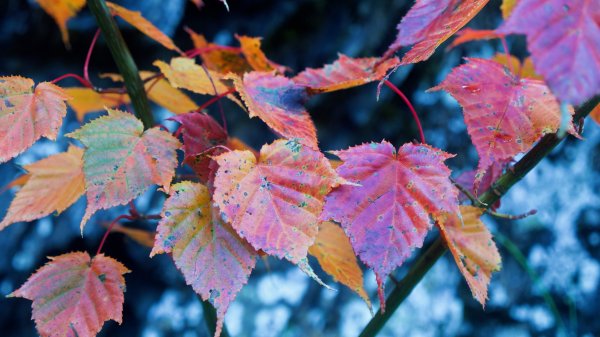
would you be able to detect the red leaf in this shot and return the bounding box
[499,0,600,105]
[384,0,490,64]
[9,252,129,337]
[152,182,256,337]
[293,54,400,94]
[213,139,342,264]
[1,76,70,163]
[230,72,318,149]
[438,206,502,306]
[321,141,459,311]
[448,28,503,49]
[429,58,576,184]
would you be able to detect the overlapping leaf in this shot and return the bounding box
[500,0,517,19]
[236,35,288,74]
[65,87,129,121]
[293,54,400,94]
[36,0,85,47]
[213,139,342,265]
[309,221,371,309]
[154,57,231,96]
[448,28,503,49]
[438,205,501,306]
[230,72,318,149]
[0,145,85,231]
[321,141,459,310]
[492,54,542,80]
[9,252,129,337]
[152,182,257,337]
[186,28,253,74]
[384,0,490,64]
[591,103,600,126]
[499,0,600,105]
[67,109,180,231]
[1,76,70,163]
[106,2,181,52]
[429,58,575,184]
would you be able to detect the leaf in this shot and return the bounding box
[66,108,181,232]
[500,0,517,19]
[0,76,70,163]
[591,103,600,126]
[491,54,543,81]
[384,0,490,64]
[230,72,318,149]
[9,252,129,337]
[293,54,401,94]
[0,174,31,196]
[438,205,501,306]
[110,223,155,248]
[448,28,503,49]
[102,71,199,114]
[152,182,256,337]
[36,0,85,47]
[308,221,371,309]
[455,159,508,206]
[429,58,575,184]
[186,28,253,75]
[498,0,600,105]
[106,2,181,52]
[0,145,85,231]
[213,139,342,265]
[154,58,231,96]
[65,87,129,121]
[171,112,228,181]
[236,35,288,74]
[321,141,459,311]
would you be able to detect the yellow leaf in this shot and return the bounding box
[501,0,518,19]
[65,87,130,121]
[106,2,181,52]
[0,145,85,231]
[236,35,288,73]
[36,0,85,47]
[154,57,230,96]
[309,221,372,310]
[186,28,253,74]
[110,223,155,248]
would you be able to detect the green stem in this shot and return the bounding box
[358,94,599,337]
[87,0,154,129]
[201,300,231,337]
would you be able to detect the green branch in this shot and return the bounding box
[87,0,154,129]
[359,94,599,337]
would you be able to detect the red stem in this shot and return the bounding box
[84,29,101,85]
[383,80,426,144]
[194,88,236,113]
[96,214,135,256]
[51,73,94,89]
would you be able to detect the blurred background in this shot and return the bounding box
[1,0,599,336]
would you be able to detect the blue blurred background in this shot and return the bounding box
[1,0,599,336]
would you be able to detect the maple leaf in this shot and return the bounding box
[66,108,181,232]
[429,58,576,184]
[230,72,318,149]
[65,87,130,121]
[102,71,199,114]
[106,2,181,53]
[9,252,129,337]
[498,0,600,105]
[293,54,401,94]
[171,112,228,181]
[35,0,85,47]
[0,145,85,231]
[236,35,288,74]
[438,205,502,306]
[321,141,460,311]
[309,221,372,310]
[154,58,232,96]
[213,139,342,266]
[186,28,253,75]
[0,76,70,163]
[384,0,490,64]
[152,182,257,337]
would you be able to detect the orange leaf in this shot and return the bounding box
[36,0,85,47]
[66,109,181,232]
[230,71,318,149]
[0,174,31,195]
[152,182,257,337]
[186,28,253,75]
[0,145,85,231]
[293,54,401,94]
[0,76,70,163]
[492,54,543,80]
[9,252,129,337]
[438,205,502,306]
[236,35,288,74]
[448,28,503,49]
[110,223,155,248]
[591,103,600,126]
[309,221,371,310]
[65,87,130,121]
[500,0,517,19]
[106,2,181,52]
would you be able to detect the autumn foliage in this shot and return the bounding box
[1,0,599,336]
